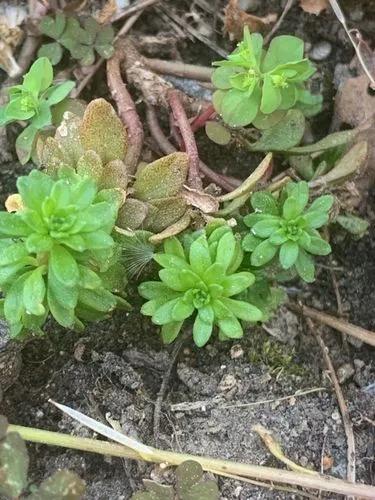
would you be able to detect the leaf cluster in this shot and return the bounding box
[212,27,322,128]
[0,169,128,339]
[0,415,85,499]
[242,181,333,282]
[131,460,219,500]
[38,98,191,234]
[139,224,263,347]
[38,13,114,65]
[0,57,74,164]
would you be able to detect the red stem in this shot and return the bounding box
[190,105,216,133]
[168,90,202,190]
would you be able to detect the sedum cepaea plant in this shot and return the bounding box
[138,225,263,347]
[0,57,75,164]
[0,169,128,338]
[242,181,333,282]
[212,27,322,128]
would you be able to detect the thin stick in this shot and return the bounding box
[288,302,375,347]
[8,425,375,498]
[222,387,325,409]
[111,0,163,22]
[168,90,202,190]
[144,58,213,82]
[264,0,295,45]
[153,335,186,444]
[107,42,144,174]
[146,106,238,191]
[306,318,356,485]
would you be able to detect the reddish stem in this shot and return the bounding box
[146,106,238,192]
[190,105,216,133]
[107,44,144,174]
[168,90,202,190]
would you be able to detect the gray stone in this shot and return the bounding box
[310,41,332,61]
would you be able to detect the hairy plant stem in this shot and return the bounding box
[8,425,375,498]
[168,90,202,190]
[190,104,216,133]
[146,106,239,191]
[107,42,144,174]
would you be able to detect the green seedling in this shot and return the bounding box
[242,182,333,282]
[38,13,114,65]
[139,225,263,347]
[0,415,85,499]
[132,460,219,500]
[212,27,322,127]
[0,169,129,339]
[0,57,75,164]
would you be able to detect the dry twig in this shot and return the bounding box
[306,318,356,485]
[168,90,202,190]
[264,0,295,45]
[144,58,213,81]
[146,106,238,192]
[107,41,144,174]
[288,302,375,347]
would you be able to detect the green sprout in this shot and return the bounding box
[0,170,128,339]
[0,57,75,164]
[212,27,322,127]
[139,225,263,347]
[242,182,333,282]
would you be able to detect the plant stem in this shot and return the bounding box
[288,302,375,347]
[168,90,202,190]
[107,42,144,174]
[146,105,238,191]
[144,58,213,81]
[8,425,375,498]
[190,105,216,133]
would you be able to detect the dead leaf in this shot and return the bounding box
[5,194,23,212]
[300,0,329,15]
[224,0,277,41]
[181,186,219,213]
[149,212,192,244]
[334,74,375,128]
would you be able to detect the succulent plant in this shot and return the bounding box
[38,13,114,65]
[242,181,333,282]
[37,98,192,235]
[212,27,322,128]
[0,57,74,163]
[0,169,128,338]
[0,415,85,499]
[139,224,263,347]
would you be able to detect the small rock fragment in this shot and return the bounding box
[309,41,332,61]
[230,344,244,359]
[337,363,355,383]
[218,374,237,392]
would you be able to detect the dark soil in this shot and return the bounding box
[1,1,375,499]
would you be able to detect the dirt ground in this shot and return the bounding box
[1,0,375,499]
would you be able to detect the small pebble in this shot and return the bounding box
[337,363,355,383]
[230,344,244,359]
[331,409,341,422]
[309,41,332,61]
[354,359,365,370]
[219,374,237,392]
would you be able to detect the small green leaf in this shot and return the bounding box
[295,248,315,282]
[222,272,254,296]
[161,321,183,344]
[193,315,213,347]
[301,236,331,255]
[260,75,281,114]
[172,299,194,321]
[212,66,237,89]
[251,191,279,215]
[307,195,334,213]
[0,432,29,498]
[45,81,75,105]
[252,219,281,238]
[16,125,38,164]
[336,214,369,237]
[221,298,262,322]
[302,210,329,229]
[153,298,179,325]
[189,235,212,275]
[262,35,304,72]
[23,267,46,316]
[279,240,299,269]
[205,121,231,145]
[38,42,64,65]
[29,470,85,500]
[50,244,79,287]
[251,240,277,267]
[218,315,243,339]
[220,87,261,127]
[23,57,53,93]
[242,233,263,252]
[215,231,236,271]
